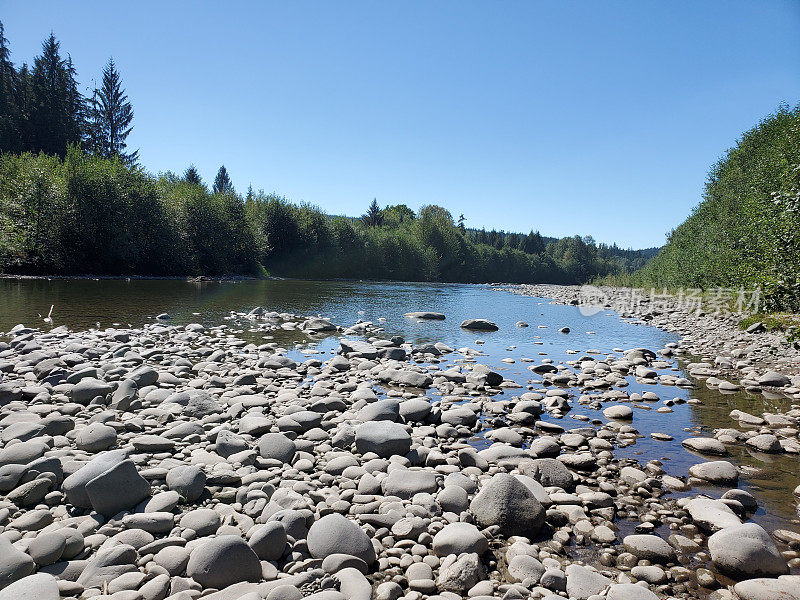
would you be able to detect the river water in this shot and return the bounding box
[2,277,798,544]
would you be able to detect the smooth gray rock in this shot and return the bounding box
[166,465,206,502]
[0,536,35,590]
[733,576,800,600]
[76,422,117,452]
[0,573,59,600]
[71,377,112,404]
[686,498,742,532]
[507,554,545,584]
[307,514,376,565]
[681,437,727,456]
[603,405,633,420]
[84,458,151,517]
[622,535,675,564]
[437,553,485,593]
[354,421,411,458]
[249,521,287,561]
[606,583,659,600]
[186,535,262,589]
[519,458,574,490]
[77,544,138,588]
[381,468,438,498]
[62,449,129,508]
[688,461,739,485]
[460,319,499,331]
[469,473,545,536]
[708,523,788,579]
[432,523,488,557]
[565,564,612,600]
[257,433,296,464]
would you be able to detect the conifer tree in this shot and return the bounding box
[29,33,85,156]
[89,58,137,164]
[0,20,19,153]
[213,165,234,194]
[184,165,203,186]
[361,198,383,227]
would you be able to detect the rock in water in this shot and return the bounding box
[708,523,788,579]
[404,311,446,320]
[460,319,499,331]
[307,514,376,565]
[186,535,262,589]
[469,473,545,536]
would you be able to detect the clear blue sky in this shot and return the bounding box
[3,1,800,248]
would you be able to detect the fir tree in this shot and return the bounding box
[89,58,137,164]
[213,165,234,194]
[30,33,85,156]
[361,198,383,227]
[0,20,19,153]
[184,165,203,186]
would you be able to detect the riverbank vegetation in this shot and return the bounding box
[0,22,655,283]
[598,103,800,312]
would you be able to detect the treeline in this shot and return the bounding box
[601,103,800,312]
[0,148,650,282]
[0,22,137,163]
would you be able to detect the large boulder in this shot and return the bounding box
[186,535,262,589]
[354,422,411,458]
[708,523,788,579]
[733,576,800,600]
[166,465,206,502]
[688,461,739,485]
[83,458,151,517]
[469,473,545,536]
[71,377,112,404]
[307,514,376,565]
[0,536,35,590]
[62,449,129,508]
[0,573,59,600]
[258,433,296,464]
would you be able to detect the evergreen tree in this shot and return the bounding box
[519,230,546,254]
[457,213,466,233]
[213,165,233,194]
[361,198,383,227]
[88,58,137,164]
[184,165,203,186]
[0,20,19,153]
[30,33,84,156]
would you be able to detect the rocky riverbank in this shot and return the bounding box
[0,300,798,600]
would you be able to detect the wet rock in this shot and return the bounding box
[460,319,499,331]
[686,498,742,532]
[682,437,727,456]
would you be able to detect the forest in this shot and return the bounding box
[0,22,656,283]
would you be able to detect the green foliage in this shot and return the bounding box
[213,165,233,194]
[616,104,800,312]
[361,198,383,227]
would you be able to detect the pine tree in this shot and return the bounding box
[0,20,19,153]
[457,214,466,233]
[213,165,233,194]
[184,165,203,186]
[361,198,383,227]
[30,33,84,156]
[89,58,137,164]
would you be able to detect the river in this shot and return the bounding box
[1,277,798,547]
